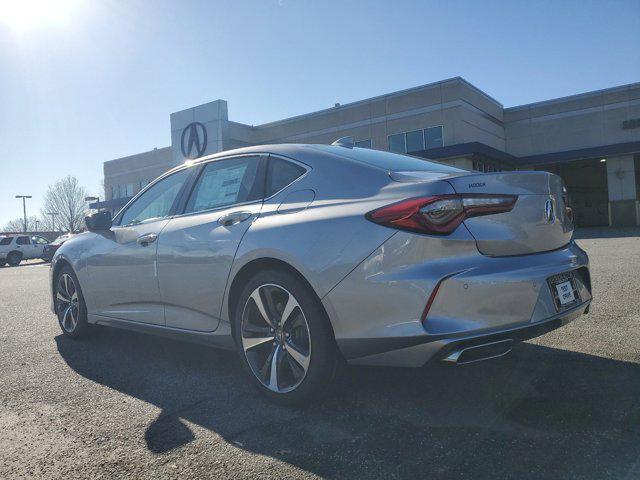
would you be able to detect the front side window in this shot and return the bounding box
[185,156,263,214]
[0,237,12,245]
[119,168,190,226]
[265,157,306,197]
[16,236,30,245]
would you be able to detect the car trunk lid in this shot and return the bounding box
[444,171,573,256]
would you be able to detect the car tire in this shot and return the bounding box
[7,251,22,267]
[234,269,338,406]
[0,259,6,267]
[54,265,90,338]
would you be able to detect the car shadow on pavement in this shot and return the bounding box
[55,327,640,480]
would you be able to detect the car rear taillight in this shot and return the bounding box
[562,185,573,224]
[366,194,517,235]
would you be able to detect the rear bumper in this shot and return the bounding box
[323,229,591,367]
[338,299,589,367]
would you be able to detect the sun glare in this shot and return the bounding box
[0,0,80,32]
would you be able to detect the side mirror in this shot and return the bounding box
[85,211,112,231]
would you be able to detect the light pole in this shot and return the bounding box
[47,212,59,232]
[15,195,32,232]
[35,220,40,232]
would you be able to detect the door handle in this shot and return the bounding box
[218,211,252,227]
[137,233,158,246]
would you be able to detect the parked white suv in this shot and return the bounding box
[0,235,49,267]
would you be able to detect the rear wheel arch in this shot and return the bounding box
[227,258,333,342]
[52,258,73,281]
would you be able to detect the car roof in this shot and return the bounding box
[156,143,460,189]
[173,144,324,168]
[159,144,338,177]
[171,143,454,172]
[165,143,443,174]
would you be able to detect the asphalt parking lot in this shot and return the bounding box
[1,229,639,479]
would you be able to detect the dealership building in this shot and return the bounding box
[96,77,640,227]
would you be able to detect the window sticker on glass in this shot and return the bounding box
[185,156,261,214]
[191,165,248,212]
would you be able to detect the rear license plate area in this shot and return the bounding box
[547,271,581,311]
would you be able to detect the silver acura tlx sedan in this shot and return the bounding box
[50,142,591,404]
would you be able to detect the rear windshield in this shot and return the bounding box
[0,237,12,245]
[331,147,467,173]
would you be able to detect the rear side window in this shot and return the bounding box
[0,237,12,245]
[185,156,263,214]
[32,236,48,244]
[266,157,306,197]
[16,236,30,245]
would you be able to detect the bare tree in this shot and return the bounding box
[41,176,89,233]
[3,216,40,232]
[39,214,59,232]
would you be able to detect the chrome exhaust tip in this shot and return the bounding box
[442,339,513,365]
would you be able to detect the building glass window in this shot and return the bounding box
[126,183,134,197]
[405,130,425,153]
[425,126,444,149]
[355,139,372,149]
[390,126,443,153]
[388,133,405,153]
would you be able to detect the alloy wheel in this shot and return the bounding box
[56,273,80,333]
[241,284,311,393]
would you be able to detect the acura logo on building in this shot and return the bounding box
[544,199,554,223]
[181,122,207,159]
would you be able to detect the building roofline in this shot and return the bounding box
[506,81,640,112]
[227,120,255,129]
[104,146,172,165]
[517,141,640,166]
[253,77,502,129]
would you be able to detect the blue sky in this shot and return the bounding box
[0,0,638,227]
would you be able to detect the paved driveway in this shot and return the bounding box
[1,230,639,479]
